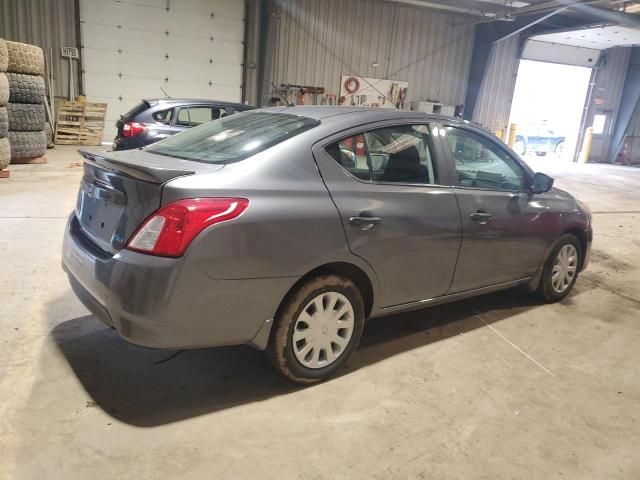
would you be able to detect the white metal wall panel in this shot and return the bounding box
[271,0,475,107]
[79,0,245,141]
[472,35,520,130]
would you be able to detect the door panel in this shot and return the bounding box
[439,126,548,292]
[314,123,462,308]
[451,189,549,291]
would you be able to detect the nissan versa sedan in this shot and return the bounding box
[62,107,592,383]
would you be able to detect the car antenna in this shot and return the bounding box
[159,85,171,98]
[271,82,294,107]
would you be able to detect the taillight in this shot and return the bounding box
[122,122,146,137]
[127,198,249,257]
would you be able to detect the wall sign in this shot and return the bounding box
[339,75,408,109]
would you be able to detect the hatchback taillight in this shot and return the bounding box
[122,122,146,137]
[127,198,249,257]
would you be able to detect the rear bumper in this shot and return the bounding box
[62,214,293,349]
[112,135,146,151]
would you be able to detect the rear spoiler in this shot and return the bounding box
[78,149,197,184]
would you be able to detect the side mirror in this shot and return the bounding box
[530,172,554,194]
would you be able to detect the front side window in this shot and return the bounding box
[147,111,319,164]
[444,127,526,191]
[325,124,437,184]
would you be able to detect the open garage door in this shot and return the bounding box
[522,24,640,68]
[79,0,245,142]
[509,60,592,162]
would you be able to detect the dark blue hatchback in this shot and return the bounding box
[112,98,254,151]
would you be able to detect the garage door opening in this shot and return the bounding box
[509,60,592,162]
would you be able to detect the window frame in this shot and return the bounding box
[440,124,535,193]
[322,122,442,187]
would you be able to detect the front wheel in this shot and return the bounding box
[537,234,582,302]
[266,274,365,383]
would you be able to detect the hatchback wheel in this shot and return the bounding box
[267,274,365,383]
[537,234,581,302]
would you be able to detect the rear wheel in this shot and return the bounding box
[513,138,526,156]
[267,274,365,383]
[537,234,581,302]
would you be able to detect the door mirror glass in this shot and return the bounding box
[531,172,554,194]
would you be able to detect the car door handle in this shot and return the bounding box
[349,216,381,231]
[470,211,493,224]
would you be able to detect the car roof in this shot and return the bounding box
[253,105,482,130]
[144,98,253,109]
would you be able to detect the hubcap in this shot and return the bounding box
[551,244,578,293]
[292,292,355,369]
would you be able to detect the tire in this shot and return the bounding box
[0,106,7,137]
[0,137,10,169]
[267,274,365,383]
[0,73,8,106]
[536,151,547,157]
[554,140,564,154]
[0,38,7,73]
[45,121,54,148]
[7,103,45,131]
[537,234,582,303]
[6,41,45,76]
[8,130,46,160]
[7,73,45,104]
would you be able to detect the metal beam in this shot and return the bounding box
[256,0,278,108]
[494,6,571,42]
[389,0,517,16]
[463,24,499,121]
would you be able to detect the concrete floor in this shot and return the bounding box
[1,146,639,479]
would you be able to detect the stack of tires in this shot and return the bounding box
[0,39,9,171]
[0,38,47,165]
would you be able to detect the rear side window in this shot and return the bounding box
[147,111,319,164]
[176,106,228,127]
[325,134,369,180]
[152,108,174,125]
[325,124,437,184]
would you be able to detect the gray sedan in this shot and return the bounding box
[62,107,592,383]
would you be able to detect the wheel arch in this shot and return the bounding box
[276,262,376,321]
[564,227,588,270]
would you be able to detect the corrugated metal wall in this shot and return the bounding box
[0,0,80,99]
[616,48,640,164]
[472,35,520,132]
[271,0,475,106]
[584,46,630,162]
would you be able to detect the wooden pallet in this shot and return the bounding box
[11,156,48,164]
[54,101,107,146]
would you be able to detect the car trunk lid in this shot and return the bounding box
[76,149,224,254]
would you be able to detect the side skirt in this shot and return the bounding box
[374,277,534,318]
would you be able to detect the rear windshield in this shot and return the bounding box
[146,111,319,164]
[122,101,149,120]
